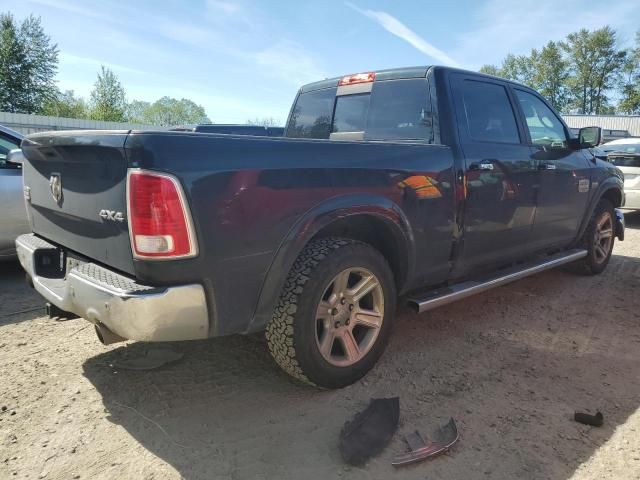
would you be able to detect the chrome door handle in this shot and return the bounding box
[470,160,495,171]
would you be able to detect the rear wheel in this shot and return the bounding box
[570,199,615,275]
[266,237,396,389]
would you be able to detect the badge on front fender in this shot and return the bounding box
[578,179,590,193]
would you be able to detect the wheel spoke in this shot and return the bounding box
[354,308,383,329]
[595,244,606,260]
[349,275,379,302]
[597,215,611,229]
[316,300,333,320]
[332,270,351,296]
[599,228,613,239]
[319,331,335,358]
[339,330,361,362]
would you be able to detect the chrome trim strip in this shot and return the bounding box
[329,131,365,141]
[408,249,588,313]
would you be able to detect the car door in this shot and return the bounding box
[450,74,539,274]
[512,88,592,249]
[0,132,29,256]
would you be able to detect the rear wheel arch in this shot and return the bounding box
[310,214,409,291]
[247,199,414,333]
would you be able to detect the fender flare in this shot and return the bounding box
[245,194,415,333]
[574,176,624,244]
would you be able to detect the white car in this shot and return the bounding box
[600,138,640,210]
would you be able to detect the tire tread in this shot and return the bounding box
[265,237,353,386]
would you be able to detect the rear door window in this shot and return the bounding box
[458,80,520,144]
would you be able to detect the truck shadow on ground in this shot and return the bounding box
[82,252,640,480]
[0,259,43,326]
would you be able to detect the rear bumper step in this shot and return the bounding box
[407,249,588,313]
[16,233,209,342]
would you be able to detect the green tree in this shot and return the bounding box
[140,96,210,126]
[479,64,500,76]
[561,26,626,114]
[500,54,535,86]
[531,41,570,111]
[618,31,640,114]
[41,90,87,118]
[0,13,58,113]
[88,66,127,121]
[125,99,151,124]
[479,55,536,87]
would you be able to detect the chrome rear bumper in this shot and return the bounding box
[16,233,209,342]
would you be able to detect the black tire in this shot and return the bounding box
[265,237,396,389]
[569,198,616,275]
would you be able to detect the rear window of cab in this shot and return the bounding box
[286,78,434,142]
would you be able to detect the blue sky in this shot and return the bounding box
[4,0,640,123]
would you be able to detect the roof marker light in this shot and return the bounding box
[338,72,375,86]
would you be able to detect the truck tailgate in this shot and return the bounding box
[21,131,134,275]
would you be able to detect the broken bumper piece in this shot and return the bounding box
[392,417,459,467]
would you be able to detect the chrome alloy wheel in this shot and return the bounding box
[314,267,385,367]
[594,211,614,263]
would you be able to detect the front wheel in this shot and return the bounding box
[570,198,616,275]
[266,237,396,389]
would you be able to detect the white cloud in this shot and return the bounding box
[346,2,461,67]
[252,40,327,87]
[59,52,146,76]
[207,0,242,15]
[452,0,640,69]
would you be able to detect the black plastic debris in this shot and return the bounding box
[574,411,604,427]
[339,397,400,466]
[392,418,459,466]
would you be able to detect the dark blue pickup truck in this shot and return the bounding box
[16,66,625,388]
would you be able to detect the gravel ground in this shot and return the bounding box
[1,215,640,480]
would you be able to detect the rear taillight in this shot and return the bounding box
[126,170,197,259]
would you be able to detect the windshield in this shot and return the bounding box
[600,143,640,154]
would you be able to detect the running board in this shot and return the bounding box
[407,249,587,314]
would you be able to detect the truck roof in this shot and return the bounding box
[298,65,527,93]
[300,66,431,93]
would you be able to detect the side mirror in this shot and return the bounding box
[578,126,601,148]
[5,149,24,168]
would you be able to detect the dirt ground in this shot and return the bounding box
[1,217,640,480]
